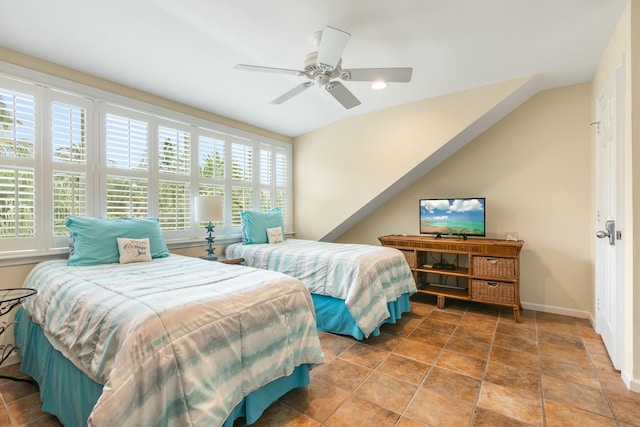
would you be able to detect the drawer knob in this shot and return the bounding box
[487,281,498,287]
[487,258,498,264]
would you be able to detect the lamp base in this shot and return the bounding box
[202,221,218,261]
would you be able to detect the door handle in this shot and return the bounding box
[596,220,616,245]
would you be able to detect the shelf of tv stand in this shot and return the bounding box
[416,266,468,276]
[420,283,469,298]
[379,234,524,321]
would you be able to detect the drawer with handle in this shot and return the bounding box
[472,256,515,279]
[471,280,515,304]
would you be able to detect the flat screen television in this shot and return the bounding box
[419,198,486,238]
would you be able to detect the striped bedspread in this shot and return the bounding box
[21,254,324,427]
[226,239,417,337]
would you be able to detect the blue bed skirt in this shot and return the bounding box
[311,293,411,339]
[14,308,311,427]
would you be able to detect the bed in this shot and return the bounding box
[226,228,417,340]
[14,216,325,427]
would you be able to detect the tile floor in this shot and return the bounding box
[1,294,639,426]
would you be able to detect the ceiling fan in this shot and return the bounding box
[235,26,413,109]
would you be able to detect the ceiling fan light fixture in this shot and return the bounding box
[372,81,388,90]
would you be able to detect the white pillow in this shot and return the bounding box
[117,237,152,264]
[266,226,284,244]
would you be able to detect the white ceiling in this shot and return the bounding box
[0,0,627,137]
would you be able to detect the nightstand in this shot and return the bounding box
[0,288,36,382]
[219,258,245,265]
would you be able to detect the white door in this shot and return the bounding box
[594,63,624,370]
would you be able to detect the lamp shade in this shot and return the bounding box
[194,196,223,222]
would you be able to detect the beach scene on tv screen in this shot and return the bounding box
[420,198,485,236]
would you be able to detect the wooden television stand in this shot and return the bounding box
[379,235,524,321]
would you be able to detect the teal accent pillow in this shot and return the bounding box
[240,208,285,244]
[65,216,170,266]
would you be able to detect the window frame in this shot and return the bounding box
[0,62,292,261]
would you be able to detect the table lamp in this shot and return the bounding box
[194,195,223,261]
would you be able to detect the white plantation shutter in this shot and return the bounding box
[104,109,149,218]
[52,172,86,236]
[199,135,225,180]
[106,177,149,217]
[0,168,35,238]
[158,126,190,175]
[259,149,272,212]
[0,69,292,255]
[159,180,190,230]
[260,190,272,211]
[52,101,87,164]
[255,144,290,230]
[230,142,253,228]
[275,152,287,187]
[0,81,36,246]
[231,187,252,228]
[51,98,89,236]
[157,122,191,231]
[197,133,226,230]
[274,150,289,227]
[0,87,35,158]
[105,113,148,171]
[260,150,272,185]
[231,142,252,182]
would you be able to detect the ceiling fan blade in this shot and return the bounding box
[317,26,350,69]
[235,64,305,76]
[270,82,313,104]
[325,81,361,109]
[341,67,413,82]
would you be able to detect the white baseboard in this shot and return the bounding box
[521,301,590,319]
[621,370,640,393]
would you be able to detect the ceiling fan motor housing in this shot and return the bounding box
[304,52,340,86]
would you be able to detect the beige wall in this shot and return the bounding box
[335,84,593,314]
[293,77,536,240]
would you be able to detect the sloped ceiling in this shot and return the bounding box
[0,0,627,137]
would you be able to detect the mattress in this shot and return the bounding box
[19,254,324,426]
[226,239,417,337]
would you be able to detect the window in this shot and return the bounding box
[0,70,292,257]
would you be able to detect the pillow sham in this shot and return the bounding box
[65,216,170,266]
[117,237,152,264]
[240,208,285,245]
[266,226,284,244]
